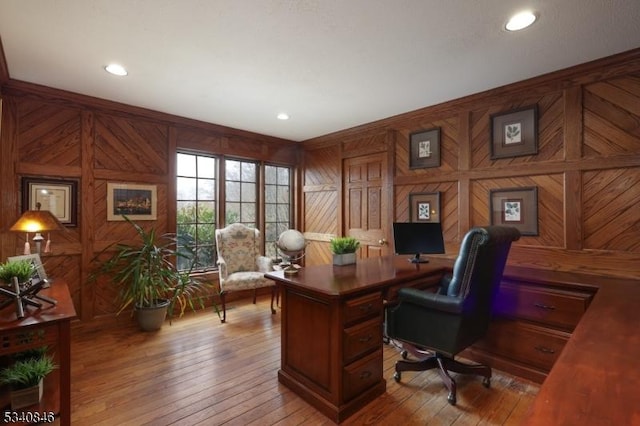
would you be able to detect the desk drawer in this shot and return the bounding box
[343,351,383,402]
[344,292,382,325]
[477,320,569,371]
[343,317,382,364]
[495,282,592,331]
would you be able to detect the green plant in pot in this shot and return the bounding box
[0,260,34,286]
[329,236,360,266]
[91,216,216,331]
[0,350,56,409]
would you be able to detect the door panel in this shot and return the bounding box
[344,153,391,258]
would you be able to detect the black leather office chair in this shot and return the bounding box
[384,226,520,405]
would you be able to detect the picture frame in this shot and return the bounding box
[22,177,78,226]
[409,128,441,169]
[7,253,48,284]
[107,183,157,221]
[409,192,441,223]
[490,105,538,159]
[489,186,538,235]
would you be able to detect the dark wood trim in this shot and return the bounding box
[0,35,9,86]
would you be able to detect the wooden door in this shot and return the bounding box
[343,153,391,258]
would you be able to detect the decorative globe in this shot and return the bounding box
[277,229,306,257]
[276,230,306,274]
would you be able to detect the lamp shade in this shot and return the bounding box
[10,210,64,233]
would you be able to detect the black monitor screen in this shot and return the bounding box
[392,222,445,263]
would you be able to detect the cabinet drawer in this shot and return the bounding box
[343,351,383,402]
[476,320,569,371]
[343,318,382,364]
[495,282,592,330]
[344,292,382,325]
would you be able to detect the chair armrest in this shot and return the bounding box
[256,255,273,273]
[397,287,463,314]
[217,257,228,280]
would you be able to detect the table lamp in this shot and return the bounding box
[9,205,65,255]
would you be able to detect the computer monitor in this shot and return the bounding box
[392,222,445,263]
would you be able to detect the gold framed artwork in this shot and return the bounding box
[489,186,538,235]
[409,128,441,169]
[490,105,538,159]
[107,183,157,221]
[409,192,441,223]
[21,177,78,226]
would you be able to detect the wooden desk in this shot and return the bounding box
[266,255,448,423]
[0,281,77,426]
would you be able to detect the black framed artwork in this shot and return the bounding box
[490,106,538,159]
[489,186,538,235]
[409,128,441,169]
[22,177,78,227]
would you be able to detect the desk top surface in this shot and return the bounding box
[266,255,449,296]
[0,279,77,329]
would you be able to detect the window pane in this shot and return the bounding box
[277,185,290,203]
[177,177,197,200]
[177,153,196,177]
[198,179,216,200]
[177,201,196,222]
[226,160,240,180]
[226,203,240,224]
[197,201,215,223]
[265,166,277,185]
[265,204,276,221]
[198,156,216,178]
[241,182,256,202]
[277,167,290,184]
[241,162,256,182]
[241,203,256,222]
[226,181,240,202]
[265,185,276,202]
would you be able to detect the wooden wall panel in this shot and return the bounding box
[583,167,640,252]
[16,99,82,168]
[303,145,340,186]
[303,49,640,278]
[583,74,640,157]
[1,82,299,321]
[94,114,169,175]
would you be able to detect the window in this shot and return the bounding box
[177,152,292,271]
[225,159,257,227]
[264,165,291,258]
[176,153,217,270]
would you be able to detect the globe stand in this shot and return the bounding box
[279,252,305,275]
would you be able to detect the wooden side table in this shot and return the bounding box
[0,280,76,425]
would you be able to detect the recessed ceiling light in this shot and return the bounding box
[505,11,537,31]
[277,113,290,120]
[105,63,128,76]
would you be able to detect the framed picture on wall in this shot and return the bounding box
[107,183,157,221]
[489,186,538,235]
[490,105,538,159]
[409,192,441,223]
[409,128,441,169]
[22,177,78,227]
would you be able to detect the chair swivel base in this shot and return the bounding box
[393,352,491,405]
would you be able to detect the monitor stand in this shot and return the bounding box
[409,253,429,263]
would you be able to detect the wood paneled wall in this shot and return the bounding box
[301,48,640,279]
[0,81,299,320]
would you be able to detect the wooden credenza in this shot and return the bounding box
[266,255,448,423]
[0,281,76,426]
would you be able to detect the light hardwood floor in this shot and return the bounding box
[69,296,539,425]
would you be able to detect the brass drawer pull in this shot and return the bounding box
[534,346,556,354]
[359,303,373,312]
[360,370,372,380]
[533,302,556,311]
[359,335,372,343]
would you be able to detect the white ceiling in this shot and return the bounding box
[1,1,639,142]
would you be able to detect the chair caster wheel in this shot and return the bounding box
[401,350,408,359]
[393,372,401,382]
[447,394,456,405]
[483,377,491,388]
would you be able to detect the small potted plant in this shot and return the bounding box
[0,349,56,409]
[91,216,215,331]
[330,236,360,266]
[0,260,34,286]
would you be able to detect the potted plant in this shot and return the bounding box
[91,216,215,331]
[0,260,34,286]
[329,236,360,266]
[0,349,56,409]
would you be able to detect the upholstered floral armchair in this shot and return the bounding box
[215,223,276,323]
